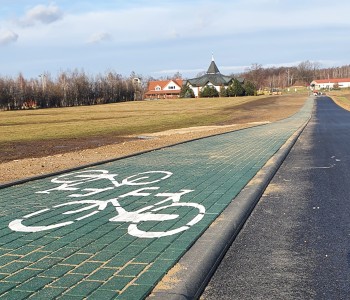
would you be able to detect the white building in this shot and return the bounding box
[311,78,350,90]
[144,79,183,99]
[183,57,244,97]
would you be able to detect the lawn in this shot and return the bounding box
[0,95,275,143]
[328,90,350,111]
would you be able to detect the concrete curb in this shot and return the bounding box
[148,115,312,300]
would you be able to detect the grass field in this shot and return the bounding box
[0,95,282,144]
[328,90,350,111]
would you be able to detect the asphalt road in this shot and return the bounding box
[201,96,350,300]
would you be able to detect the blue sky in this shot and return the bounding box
[1,0,350,79]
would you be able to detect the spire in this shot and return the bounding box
[207,55,220,74]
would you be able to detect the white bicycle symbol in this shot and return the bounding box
[8,170,205,238]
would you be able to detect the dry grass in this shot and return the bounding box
[0,96,269,143]
[328,90,350,111]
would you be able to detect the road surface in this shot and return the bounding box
[201,96,350,299]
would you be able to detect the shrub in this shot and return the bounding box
[200,85,219,97]
[179,84,195,98]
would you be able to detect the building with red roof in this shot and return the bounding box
[311,78,350,90]
[144,79,183,99]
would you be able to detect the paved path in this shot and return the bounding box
[0,97,313,299]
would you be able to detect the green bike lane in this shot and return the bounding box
[0,98,313,299]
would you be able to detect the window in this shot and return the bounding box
[155,85,161,91]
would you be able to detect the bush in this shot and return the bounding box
[244,81,257,96]
[227,79,245,97]
[220,85,228,97]
[200,85,219,97]
[179,84,195,98]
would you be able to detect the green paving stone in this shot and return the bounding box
[0,281,17,294]
[146,234,178,244]
[143,241,169,253]
[89,250,118,262]
[146,259,178,273]
[0,249,8,256]
[0,234,21,244]
[103,240,132,252]
[0,273,7,280]
[40,264,75,278]
[49,274,86,288]
[71,261,104,275]
[0,255,21,266]
[117,263,146,277]
[42,242,70,252]
[80,242,107,253]
[105,255,131,268]
[21,251,49,262]
[15,276,54,292]
[133,251,160,264]
[115,284,152,300]
[0,261,31,274]
[63,280,102,297]
[2,239,30,250]
[66,239,93,248]
[86,267,116,281]
[28,257,63,270]
[88,288,119,299]
[100,276,131,291]
[61,253,91,265]
[28,287,65,300]
[27,237,58,247]
[158,247,186,260]
[9,246,42,257]
[0,290,32,299]
[133,271,164,286]
[3,268,42,283]
[94,235,120,245]
[50,247,79,258]
[56,295,83,299]
[169,235,197,249]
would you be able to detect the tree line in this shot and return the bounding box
[0,70,143,110]
[240,61,350,90]
[2,61,350,110]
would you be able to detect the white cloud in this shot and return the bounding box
[0,30,18,46]
[19,4,63,27]
[1,0,350,78]
[87,32,112,44]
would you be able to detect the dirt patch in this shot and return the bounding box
[0,95,307,184]
[0,136,137,163]
[151,264,184,292]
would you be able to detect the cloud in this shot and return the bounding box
[87,32,112,44]
[19,4,63,27]
[0,30,18,46]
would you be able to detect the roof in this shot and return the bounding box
[312,78,350,84]
[185,58,243,87]
[207,60,220,74]
[146,79,183,92]
[186,73,234,87]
